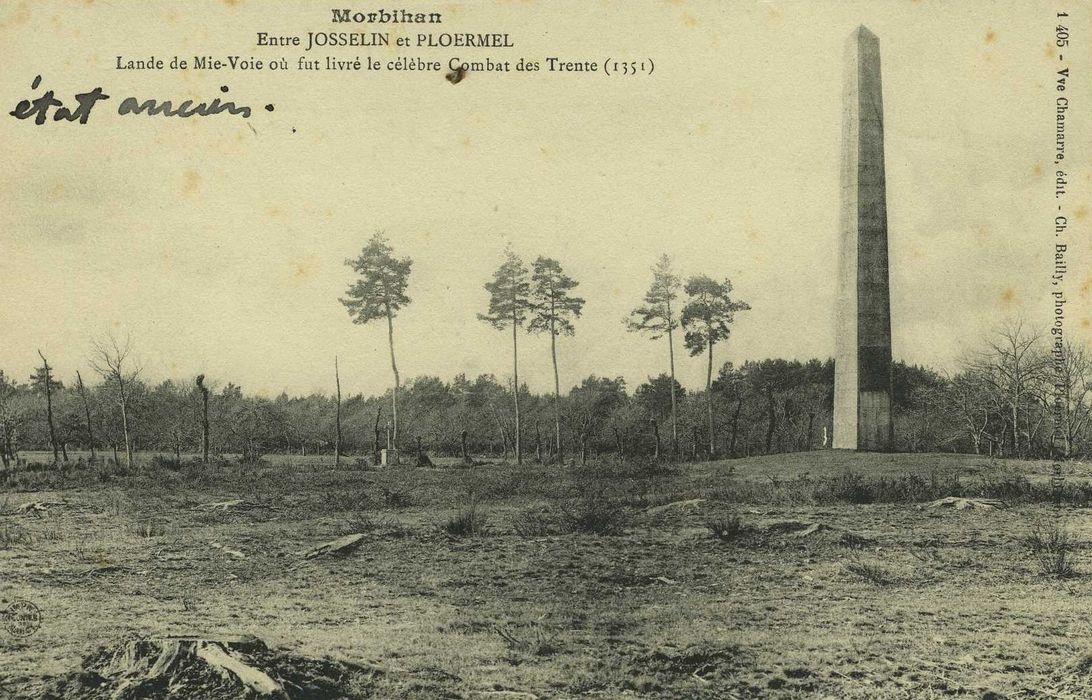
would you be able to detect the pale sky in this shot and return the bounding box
[1,0,1088,397]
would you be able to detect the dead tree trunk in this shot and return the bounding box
[334,356,342,468]
[372,407,382,465]
[461,429,473,466]
[691,425,699,462]
[764,389,776,454]
[415,435,433,467]
[650,419,661,461]
[76,371,96,460]
[534,423,543,464]
[729,396,743,458]
[196,375,210,464]
[37,351,60,465]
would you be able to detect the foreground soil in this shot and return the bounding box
[3,451,1092,698]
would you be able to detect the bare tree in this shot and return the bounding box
[334,356,342,467]
[1054,338,1092,456]
[196,374,210,463]
[970,319,1047,457]
[75,370,96,460]
[90,334,140,467]
[31,350,62,465]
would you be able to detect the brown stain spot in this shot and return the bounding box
[746,227,762,242]
[985,30,996,44]
[682,12,698,27]
[730,93,754,112]
[975,225,990,239]
[182,169,201,194]
[1033,162,1044,177]
[222,0,240,5]
[267,206,285,217]
[1074,205,1088,220]
[539,145,551,157]
[291,257,320,286]
[1082,318,1090,329]
[909,246,926,261]
[50,183,65,198]
[1045,42,1057,58]
[460,135,472,149]
[1000,288,1016,304]
[1080,277,1092,297]
[11,2,30,24]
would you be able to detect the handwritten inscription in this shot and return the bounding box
[8,76,256,125]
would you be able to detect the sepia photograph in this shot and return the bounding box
[1,1,1090,697]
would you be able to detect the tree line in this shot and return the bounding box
[2,237,1090,468]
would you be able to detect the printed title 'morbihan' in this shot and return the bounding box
[331,8,443,24]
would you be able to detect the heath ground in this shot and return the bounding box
[3,451,1092,699]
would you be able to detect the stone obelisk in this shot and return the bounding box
[833,26,894,451]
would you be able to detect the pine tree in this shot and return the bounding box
[681,275,750,458]
[342,232,412,460]
[479,247,532,465]
[528,257,585,461]
[626,254,682,457]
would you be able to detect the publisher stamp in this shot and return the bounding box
[3,599,42,638]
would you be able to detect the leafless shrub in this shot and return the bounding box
[844,557,897,585]
[0,523,33,549]
[380,482,417,509]
[510,508,555,537]
[442,503,489,538]
[838,532,876,550]
[130,519,171,539]
[495,620,561,656]
[345,514,411,539]
[559,494,630,535]
[1026,523,1079,578]
[705,514,746,543]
